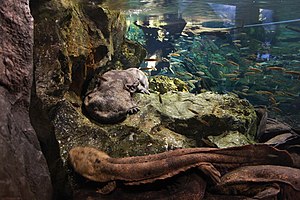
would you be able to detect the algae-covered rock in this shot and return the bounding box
[31,0,127,99]
[31,0,146,103]
[53,91,257,160]
[207,131,254,148]
[53,99,195,159]
[30,0,145,198]
[132,92,257,143]
[149,75,189,94]
[118,39,147,68]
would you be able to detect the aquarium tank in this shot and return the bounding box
[3,0,300,199]
[103,0,300,129]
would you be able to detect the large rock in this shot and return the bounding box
[0,0,52,199]
[54,91,257,160]
[31,0,145,100]
[29,0,145,198]
[52,90,257,196]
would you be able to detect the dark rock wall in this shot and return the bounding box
[0,0,52,199]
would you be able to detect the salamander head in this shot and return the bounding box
[126,68,149,93]
[69,147,111,182]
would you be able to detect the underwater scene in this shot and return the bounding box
[5,0,300,199]
[104,0,300,129]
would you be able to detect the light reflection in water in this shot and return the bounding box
[102,0,300,128]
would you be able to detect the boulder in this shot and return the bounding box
[0,0,52,199]
[54,91,257,160]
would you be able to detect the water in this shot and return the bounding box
[102,0,300,128]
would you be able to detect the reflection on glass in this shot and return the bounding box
[208,3,236,27]
[104,0,300,128]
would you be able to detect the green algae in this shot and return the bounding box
[208,131,255,148]
[149,75,189,94]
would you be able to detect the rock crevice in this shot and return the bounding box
[0,0,52,199]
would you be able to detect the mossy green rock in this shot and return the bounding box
[30,1,145,197]
[54,91,257,161]
[207,131,255,148]
[53,99,195,159]
[132,92,257,143]
[149,75,189,94]
[32,0,145,101]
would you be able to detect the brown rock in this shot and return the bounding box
[0,0,52,199]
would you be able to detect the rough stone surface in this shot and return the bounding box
[207,131,254,148]
[0,0,52,199]
[29,0,146,198]
[54,91,257,161]
[31,0,145,100]
[149,75,189,94]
